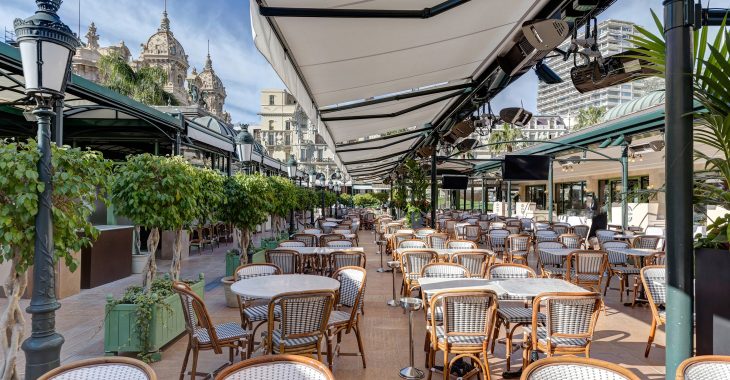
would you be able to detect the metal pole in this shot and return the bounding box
[390,186,395,217]
[321,189,326,218]
[620,145,629,229]
[430,144,437,228]
[547,157,554,223]
[470,179,475,210]
[54,99,63,147]
[482,178,487,212]
[22,107,64,379]
[227,152,232,177]
[462,188,466,211]
[664,0,695,376]
[507,181,512,217]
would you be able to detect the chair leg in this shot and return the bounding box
[645,318,657,357]
[618,274,625,303]
[490,320,501,354]
[326,335,334,369]
[354,325,367,368]
[426,346,435,380]
[179,340,192,380]
[442,350,450,380]
[505,323,514,371]
[190,347,199,380]
[482,349,492,380]
[603,272,612,296]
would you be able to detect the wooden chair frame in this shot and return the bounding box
[451,251,492,278]
[38,357,157,380]
[326,267,368,370]
[214,354,334,380]
[521,356,641,380]
[676,355,730,380]
[265,249,301,274]
[506,234,532,265]
[641,265,666,357]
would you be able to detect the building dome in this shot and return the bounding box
[141,11,188,66]
[193,116,234,137]
[198,54,225,93]
[602,90,665,122]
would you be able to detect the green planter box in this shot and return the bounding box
[103,274,205,361]
[260,239,279,249]
[225,252,240,277]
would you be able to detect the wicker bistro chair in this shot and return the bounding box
[452,251,492,278]
[677,355,730,380]
[551,223,570,236]
[487,263,537,280]
[486,229,510,258]
[329,251,366,274]
[173,282,250,380]
[234,264,282,351]
[634,235,662,250]
[278,240,306,248]
[303,228,323,235]
[536,241,569,279]
[566,251,609,293]
[428,233,450,249]
[520,218,534,233]
[521,292,603,368]
[444,219,458,238]
[534,230,559,246]
[320,233,345,248]
[401,250,439,296]
[558,234,583,250]
[325,239,354,249]
[399,239,429,249]
[648,252,666,266]
[326,267,368,370]
[416,228,437,241]
[215,354,335,380]
[262,290,336,360]
[426,289,499,380]
[292,233,317,247]
[189,228,210,254]
[446,240,478,250]
[601,241,638,302]
[521,356,641,380]
[333,229,357,245]
[421,262,470,279]
[386,222,404,235]
[265,249,301,274]
[391,233,416,257]
[641,266,666,357]
[38,357,157,380]
[595,229,618,248]
[506,226,521,235]
[490,221,507,230]
[506,234,532,265]
[463,225,482,244]
[572,225,590,241]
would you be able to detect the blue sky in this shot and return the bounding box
[2,0,728,124]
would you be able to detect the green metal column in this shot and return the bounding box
[620,145,629,229]
[463,188,467,210]
[663,0,695,377]
[507,181,512,217]
[482,178,487,212]
[547,157,554,223]
[470,179,475,211]
[430,143,438,228]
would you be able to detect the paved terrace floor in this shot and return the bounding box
[4,229,666,379]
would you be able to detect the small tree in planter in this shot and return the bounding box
[218,174,273,264]
[112,154,201,285]
[0,140,110,379]
[194,167,224,237]
[296,187,316,225]
[267,175,298,237]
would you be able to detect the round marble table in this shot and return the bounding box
[230,274,339,300]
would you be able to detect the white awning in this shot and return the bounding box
[250,0,550,180]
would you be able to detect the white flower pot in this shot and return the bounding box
[131,252,150,274]
[221,276,238,308]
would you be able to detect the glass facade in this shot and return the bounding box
[525,185,546,210]
[555,181,587,215]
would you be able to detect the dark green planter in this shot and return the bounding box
[103,274,205,361]
[696,247,730,355]
[225,252,239,277]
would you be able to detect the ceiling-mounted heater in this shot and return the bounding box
[497,19,570,77]
[571,53,656,93]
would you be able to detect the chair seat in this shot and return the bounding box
[610,266,641,275]
[426,306,443,322]
[497,307,546,324]
[571,273,601,282]
[328,310,352,326]
[194,322,249,344]
[528,326,589,348]
[541,267,570,277]
[406,273,421,280]
[510,251,529,257]
[432,325,488,346]
[267,330,320,352]
[243,304,282,322]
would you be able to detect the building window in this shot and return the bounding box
[300,148,307,160]
[268,120,274,130]
[555,181,587,215]
[285,133,291,145]
[525,185,546,210]
[317,149,323,161]
[269,95,275,105]
[285,120,291,130]
[267,133,274,146]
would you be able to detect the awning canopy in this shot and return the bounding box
[249,0,587,180]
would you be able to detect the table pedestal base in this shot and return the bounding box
[399,366,424,379]
[387,299,399,307]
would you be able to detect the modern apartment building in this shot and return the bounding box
[536,19,662,122]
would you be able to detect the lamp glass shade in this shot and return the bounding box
[19,39,72,95]
[241,144,253,162]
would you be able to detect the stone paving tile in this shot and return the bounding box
[2,229,666,379]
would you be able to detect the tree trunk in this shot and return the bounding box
[169,229,184,281]
[0,251,28,380]
[133,225,141,255]
[143,227,160,289]
[239,228,251,265]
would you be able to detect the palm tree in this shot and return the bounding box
[574,106,606,131]
[487,123,524,153]
[97,52,178,106]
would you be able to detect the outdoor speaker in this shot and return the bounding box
[571,53,656,93]
[456,138,479,153]
[499,107,533,126]
[522,19,570,52]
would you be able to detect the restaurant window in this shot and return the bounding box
[525,185,546,210]
[555,181,586,215]
[599,176,651,206]
[269,95,275,105]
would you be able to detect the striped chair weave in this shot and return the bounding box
[546,298,597,338]
[464,225,482,242]
[684,361,730,380]
[269,292,333,352]
[303,229,322,235]
[421,263,469,279]
[402,251,438,285]
[446,240,478,249]
[572,225,590,239]
[194,322,248,344]
[428,234,449,249]
[399,239,428,249]
[596,230,617,245]
[488,264,535,280]
[437,292,496,345]
[415,228,436,239]
[634,235,662,249]
[559,234,583,249]
[520,218,534,232]
[487,229,510,253]
[552,224,570,236]
[524,362,631,380]
[319,234,345,247]
[279,241,306,248]
[40,363,152,380]
[536,230,559,243]
[292,234,317,247]
[602,241,630,265]
[329,252,364,272]
[642,267,666,305]
[325,240,353,249]
[265,250,299,274]
[218,362,329,380]
[452,253,490,278]
[498,307,546,324]
[537,241,566,267]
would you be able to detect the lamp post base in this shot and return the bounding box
[377,267,393,273]
[399,367,424,379]
[387,299,400,307]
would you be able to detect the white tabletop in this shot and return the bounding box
[295,232,356,240]
[395,248,494,258]
[538,248,577,257]
[285,247,364,256]
[419,277,586,300]
[231,274,340,299]
[606,248,660,257]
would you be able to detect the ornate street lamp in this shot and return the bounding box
[14,0,80,378]
[286,154,298,234]
[330,169,343,217]
[237,124,254,174]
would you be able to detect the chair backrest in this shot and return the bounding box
[330,251,365,272]
[451,251,491,278]
[38,357,158,380]
[172,281,222,353]
[568,251,608,280]
[401,250,438,278]
[270,290,335,352]
[215,354,334,380]
[429,290,498,345]
[303,228,322,235]
[265,249,300,274]
[535,229,559,242]
[386,223,403,234]
[505,225,521,235]
[393,233,415,248]
[333,266,367,319]
[572,225,590,239]
[278,240,306,248]
[487,263,536,279]
[536,241,567,267]
[421,263,470,279]
[320,233,345,247]
[399,239,428,249]
[396,229,415,234]
[427,233,449,249]
[446,240,478,249]
[463,225,482,241]
[477,220,490,231]
[487,229,510,252]
[465,217,479,225]
[333,229,351,235]
[444,219,457,234]
[235,263,281,280]
[292,233,317,247]
[490,221,506,230]
[520,218,534,231]
[677,355,730,380]
[649,252,666,266]
[415,228,436,239]
[634,235,662,249]
[596,229,617,244]
[558,234,583,249]
[534,222,551,231]
[507,234,531,252]
[532,292,602,347]
[522,356,640,380]
[641,265,666,307]
[601,241,630,265]
[326,239,354,249]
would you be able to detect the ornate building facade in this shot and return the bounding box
[70,8,230,122]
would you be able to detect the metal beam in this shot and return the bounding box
[322,83,472,114]
[335,125,432,147]
[321,91,465,122]
[258,0,471,19]
[337,134,420,153]
[620,144,629,230]
[663,0,695,377]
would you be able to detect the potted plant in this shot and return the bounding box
[629,12,730,355]
[218,174,273,265]
[131,226,148,274]
[0,140,110,379]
